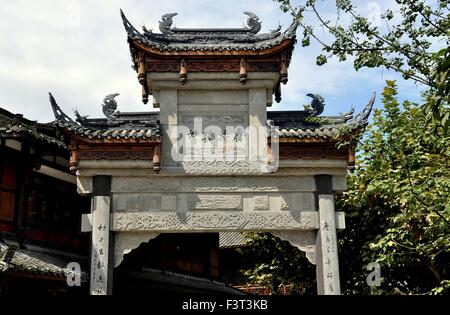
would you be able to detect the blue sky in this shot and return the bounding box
[0,0,428,122]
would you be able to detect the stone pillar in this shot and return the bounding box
[248,88,267,163]
[315,175,341,295]
[90,176,113,295]
[159,89,178,167]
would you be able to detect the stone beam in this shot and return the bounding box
[82,211,345,232]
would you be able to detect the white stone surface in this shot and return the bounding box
[90,196,111,295]
[76,176,92,195]
[107,211,347,232]
[316,194,341,295]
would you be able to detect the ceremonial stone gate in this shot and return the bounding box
[50,10,373,295]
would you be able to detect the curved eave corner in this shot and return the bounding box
[276,92,375,142]
[49,93,161,144]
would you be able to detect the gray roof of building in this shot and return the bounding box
[121,10,298,53]
[0,107,67,148]
[219,232,249,249]
[268,92,375,140]
[0,242,88,281]
[49,93,161,141]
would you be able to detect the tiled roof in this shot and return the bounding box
[49,93,161,141]
[268,92,375,140]
[0,242,88,281]
[0,107,67,148]
[219,232,249,249]
[121,10,297,53]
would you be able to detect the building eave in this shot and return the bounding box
[271,92,375,142]
[49,93,161,144]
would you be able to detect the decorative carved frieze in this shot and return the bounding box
[188,194,243,211]
[146,60,280,73]
[111,211,321,232]
[179,160,273,175]
[178,90,248,105]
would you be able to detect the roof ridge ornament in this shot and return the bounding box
[159,13,177,34]
[306,93,325,116]
[102,93,120,120]
[243,12,261,34]
[49,93,77,125]
[347,92,376,125]
[156,11,262,35]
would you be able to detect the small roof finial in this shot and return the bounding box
[159,13,178,34]
[306,93,325,116]
[243,12,261,34]
[102,93,120,120]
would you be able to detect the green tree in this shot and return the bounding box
[340,80,450,294]
[276,0,449,128]
[237,233,316,294]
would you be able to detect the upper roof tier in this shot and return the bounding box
[120,10,298,55]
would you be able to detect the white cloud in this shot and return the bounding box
[0,0,423,122]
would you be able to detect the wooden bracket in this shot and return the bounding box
[179,59,187,84]
[152,143,161,173]
[280,52,288,84]
[239,58,247,84]
[69,141,79,174]
[137,53,149,104]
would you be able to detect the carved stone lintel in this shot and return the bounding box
[272,231,316,265]
[180,160,274,175]
[114,232,159,267]
[110,211,329,232]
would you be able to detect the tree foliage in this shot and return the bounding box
[277,0,449,127]
[340,80,450,294]
[237,233,316,294]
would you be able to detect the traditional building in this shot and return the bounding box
[0,107,90,295]
[48,10,374,295]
